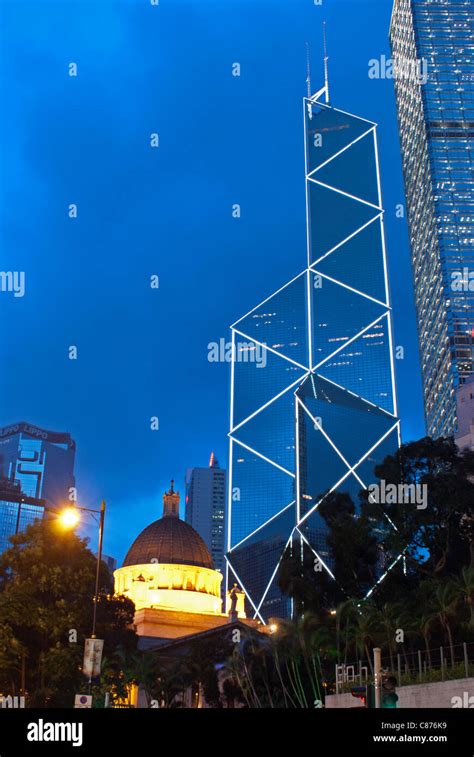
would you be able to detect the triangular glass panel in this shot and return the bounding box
[259,568,293,623]
[297,373,396,470]
[232,273,309,368]
[308,181,381,263]
[312,216,386,302]
[227,504,295,617]
[300,471,366,534]
[312,131,379,206]
[305,102,374,176]
[296,396,352,519]
[311,274,387,368]
[317,314,395,413]
[229,442,295,548]
[299,472,380,602]
[289,528,346,611]
[353,426,400,489]
[232,338,306,428]
[233,384,298,474]
[298,509,330,563]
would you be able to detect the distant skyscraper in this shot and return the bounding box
[455,376,474,450]
[0,422,76,506]
[185,454,226,575]
[390,0,474,437]
[0,476,45,554]
[227,76,401,622]
[99,553,118,574]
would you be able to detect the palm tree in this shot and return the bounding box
[335,600,359,664]
[451,566,474,631]
[410,609,435,669]
[123,652,160,707]
[428,581,459,667]
[153,665,188,708]
[372,603,403,671]
[226,616,326,708]
[349,602,377,675]
[225,643,261,708]
[172,638,232,708]
[291,613,327,706]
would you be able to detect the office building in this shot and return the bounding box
[0,476,45,554]
[390,0,474,437]
[100,553,117,574]
[0,422,76,506]
[185,454,226,575]
[227,78,401,622]
[455,376,474,450]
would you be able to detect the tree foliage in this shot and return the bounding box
[0,519,137,706]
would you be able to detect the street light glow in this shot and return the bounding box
[59,507,80,529]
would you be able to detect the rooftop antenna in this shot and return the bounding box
[323,20,330,103]
[305,41,311,98]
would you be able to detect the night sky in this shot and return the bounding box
[0,0,425,563]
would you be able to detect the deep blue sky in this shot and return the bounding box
[0,0,425,563]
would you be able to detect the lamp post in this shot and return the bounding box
[56,500,107,695]
[374,647,382,709]
[91,500,106,639]
[57,500,106,636]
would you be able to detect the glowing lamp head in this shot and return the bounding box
[59,507,80,529]
[269,623,278,634]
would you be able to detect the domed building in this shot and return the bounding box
[114,482,246,644]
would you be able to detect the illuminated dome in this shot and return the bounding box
[123,517,213,569]
[114,481,223,618]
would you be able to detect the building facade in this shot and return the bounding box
[0,422,76,506]
[185,454,226,576]
[99,553,117,574]
[390,0,474,437]
[455,376,474,450]
[227,84,401,622]
[0,477,45,554]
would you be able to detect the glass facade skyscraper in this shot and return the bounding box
[185,454,226,577]
[0,422,75,554]
[0,477,45,554]
[226,84,401,622]
[390,0,474,437]
[0,422,76,506]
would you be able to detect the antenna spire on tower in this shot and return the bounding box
[305,41,311,98]
[323,20,330,103]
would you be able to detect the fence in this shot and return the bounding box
[335,641,474,694]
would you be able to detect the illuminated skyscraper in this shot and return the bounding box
[390,0,474,437]
[455,376,474,450]
[185,454,226,576]
[0,422,76,506]
[0,476,45,554]
[226,76,401,622]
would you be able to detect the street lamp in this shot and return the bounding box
[58,507,80,529]
[52,500,107,699]
[56,501,106,639]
